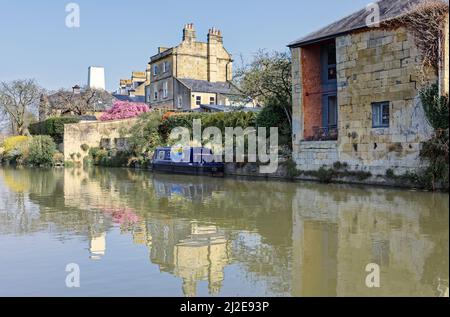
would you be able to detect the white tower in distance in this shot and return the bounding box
[88,66,106,90]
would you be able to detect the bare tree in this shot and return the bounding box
[0,79,42,135]
[48,87,113,116]
[233,50,292,127]
[390,0,449,73]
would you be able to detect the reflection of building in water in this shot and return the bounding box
[291,186,449,297]
[89,232,106,260]
[141,217,231,297]
[174,223,230,297]
[132,221,151,246]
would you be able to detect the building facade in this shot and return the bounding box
[145,24,237,110]
[289,0,449,175]
[117,71,148,97]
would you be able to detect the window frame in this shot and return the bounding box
[372,101,390,128]
[163,61,169,73]
[209,96,215,105]
[327,95,338,128]
[163,81,168,98]
[196,96,202,106]
[153,64,158,76]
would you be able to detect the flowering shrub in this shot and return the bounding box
[1,136,29,162]
[2,136,29,154]
[100,101,151,121]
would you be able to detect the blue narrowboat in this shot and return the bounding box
[151,147,224,176]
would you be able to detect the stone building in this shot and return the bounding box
[117,71,148,98]
[145,24,240,110]
[288,0,449,175]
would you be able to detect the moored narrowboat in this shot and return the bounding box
[151,147,224,176]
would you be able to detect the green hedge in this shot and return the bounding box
[29,117,80,144]
[158,112,257,140]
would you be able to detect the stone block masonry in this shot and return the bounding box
[335,27,435,175]
[63,118,137,164]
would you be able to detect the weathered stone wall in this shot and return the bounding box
[63,118,137,164]
[175,37,231,82]
[336,27,435,174]
[291,46,303,155]
[295,141,338,171]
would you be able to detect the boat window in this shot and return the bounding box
[193,150,202,163]
[158,151,166,160]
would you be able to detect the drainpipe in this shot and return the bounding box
[438,31,442,95]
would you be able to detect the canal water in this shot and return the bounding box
[0,167,448,297]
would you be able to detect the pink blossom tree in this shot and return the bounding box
[99,101,151,121]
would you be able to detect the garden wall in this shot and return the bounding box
[63,118,137,164]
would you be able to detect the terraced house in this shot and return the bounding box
[117,71,148,98]
[145,23,239,110]
[289,0,449,175]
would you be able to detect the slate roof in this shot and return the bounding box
[177,78,238,95]
[199,104,261,113]
[112,94,146,103]
[288,0,424,47]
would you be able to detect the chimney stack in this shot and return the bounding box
[207,27,223,82]
[208,27,223,43]
[72,85,81,94]
[182,23,196,43]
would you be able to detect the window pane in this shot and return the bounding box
[372,104,380,127]
[372,102,389,127]
[328,45,336,65]
[328,96,337,126]
[328,66,337,80]
[382,104,389,126]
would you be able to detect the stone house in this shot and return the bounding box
[117,71,148,97]
[145,23,241,110]
[288,0,449,175]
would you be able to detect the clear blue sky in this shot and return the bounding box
[0,0,370,92]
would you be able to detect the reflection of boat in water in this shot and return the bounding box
[152,173,223,202]
[152,147,224,177]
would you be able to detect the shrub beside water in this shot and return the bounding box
[1,136,30,163]
[27,136,57,166]
[420,129,449,191]
[419,84,449,191]
[87,147,131,167]
[1,135,61,166]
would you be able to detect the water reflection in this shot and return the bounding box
[0,167,448,297]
